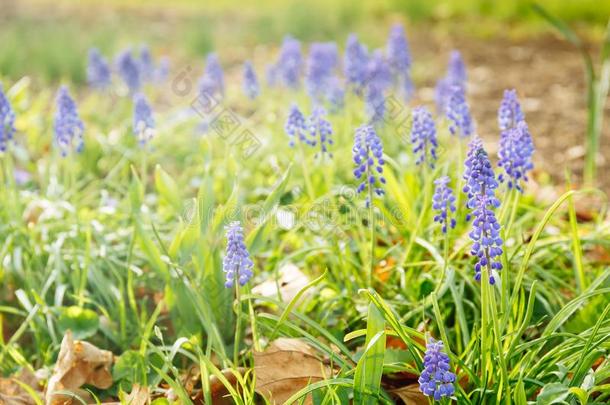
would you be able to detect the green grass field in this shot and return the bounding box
[1,1,610,404]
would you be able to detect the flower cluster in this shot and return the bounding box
[285,104,312,147]
[0,85,16,152]
[306,42,338,100]
[243,61,259,100]
[203,53,224,97]
[432,176,456,233]
[54,86,84,156]
[87,48,111,89]
[276,36,302,89]
[470,194,503,283]
[498,121,534,191]
[116,49,141,94]
[386,24,413,99]
[463,138,499,209]
[308,106,333,156]
[446,85,474,137]
[498,89,524,131]
[365,84,385,123]
[435,50,467,114]
[463,138,503,283]
[133,94,155,146]
[223,221,254,288]
[418,337,456,401]
[366,49,392,92]
[327,77,345,112]
[410,106,438,168]
[353,124,385,206]
[344,34,369,94]
[138,46,155,83]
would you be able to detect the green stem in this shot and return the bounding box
[367,171,375,289]
[480,267,490,399]
[298,141,315,201]
[487,280,511,404]
[233,282,243,366]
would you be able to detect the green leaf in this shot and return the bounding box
[536,383,570,404]
[154,164,182,211]
[57,306,99,340]
[353,302,386,404]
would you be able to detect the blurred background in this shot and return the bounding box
[1,0,609,189]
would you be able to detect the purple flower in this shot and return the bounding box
[154,57,170,83]
[133,93,155,145]
[115,49,141,94]
[327,77,345,112]
[266,63,279,87]
[203,53,224,97]
[498,89,525,131]
[86,48,111,89]
[0,84,16,152]
[366,49,392,92]
[463,138,502,283]
[306,42,338,100]
[469,194,503,284]
[365,84,385,123]
[410,106,438,168]
[243,61,259,100]
[435,50,466,114]
[223,221,254,288]
[432,176,457,234]
[285,104,312,147]
[463,138,499,210]
[446,85,474,137]
[418,337,456,401]
[498,121,534,191]
[277,36,302,89]
[308,106,333,156]
[139,46,154,83]
[353,124,385,206]
[387,24,414,100]
[344,33,369,94]
[386,23,412,74]
[54,86,84,156]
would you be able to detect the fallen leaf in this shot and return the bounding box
[388,384,427,405]
[0,368,45,405]
[252,263,310,303]
[254,338,331,404]
[45,330,113,405]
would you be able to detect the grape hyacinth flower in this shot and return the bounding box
[223,221,254,288]
[86,48,111,89]
[308,106,333,157]
[139,46,154,82]
[365,84,385,123]
[432,177,457,234]
[386,23,414,100]
[54,86,84,156]
[306,42,338,100]
[116,49,141,94]
[418,337,456,400]
[203,53,225,97]
[366,49,392,92]
[154,57,170,84]
[353,124,385,207]
[0,85,16,152]
[446,85,474,137]
[498,121,534,191]
[266,64,279,87]
[498,89,525,131]
[133,93,155,146]
[285,104,313,147]
[242,61,259,100]
[470,193,503,283]
[435,50,467,114]
[344,33,369,94]
[327,77,345,112]
[277,35,302,89]
[463,138,499,210]
[410,106,438,168]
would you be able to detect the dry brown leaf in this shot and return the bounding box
[45,330,113,405]
[254,338,330,405]
[252,263,310,303]
[0,369,45,405]
[388,384,427,405]
[103,384,149,405]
